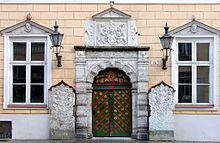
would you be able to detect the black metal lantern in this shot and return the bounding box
[159,22,174,70]
[50,21,64,67]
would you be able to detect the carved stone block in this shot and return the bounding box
[49,82,76,139]
[148,82,175,140]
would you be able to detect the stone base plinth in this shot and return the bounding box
[50,129,75,140]
[149,130,174,141]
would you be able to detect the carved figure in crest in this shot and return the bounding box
[97,24,108,44]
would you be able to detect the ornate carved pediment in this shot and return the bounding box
[85,7,138,47]
[170,19,220,36]
[92,7,131,19]
[0,15,53,35]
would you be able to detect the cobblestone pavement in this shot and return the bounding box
[0,139,216,143]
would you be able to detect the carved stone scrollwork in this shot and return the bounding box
[85,21,95,46]
[76,51,85,62]
[49,81,76,139]
[138,51,148,61]
[149,82,175,131]
[130,22,137,41]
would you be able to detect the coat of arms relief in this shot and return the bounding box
[96,21,127,46]
[85,7,138,47]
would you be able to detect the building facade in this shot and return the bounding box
[0,0,220,141]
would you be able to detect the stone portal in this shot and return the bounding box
[75,4,150,140]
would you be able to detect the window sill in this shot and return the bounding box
[175,104,214,109]
[7,104,47,109]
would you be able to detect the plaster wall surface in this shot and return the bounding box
[174,115,220,141]
[0,114,50,139]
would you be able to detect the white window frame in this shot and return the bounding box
[172,35,218,110]
[3,35,52,109]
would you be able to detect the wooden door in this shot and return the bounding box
[92,68,131,137]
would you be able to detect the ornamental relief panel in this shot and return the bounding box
[96,21,127,46]
[149,83,175,131]
[86,51,137,58]
[85,20,138,47]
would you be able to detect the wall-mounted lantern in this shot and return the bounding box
[159,23,174,70]
[50,21,64,67]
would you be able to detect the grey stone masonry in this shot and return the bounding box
[75,46,150,140]
[49,80,76,140]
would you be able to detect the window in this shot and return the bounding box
[173,38,217,108]
[0,121,12,139]
[4,37,51,108]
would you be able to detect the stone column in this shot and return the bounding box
[49,81,76,139]
[131,89,138,138]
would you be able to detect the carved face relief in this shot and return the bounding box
[24,22,32,33]
[190,23,198,33]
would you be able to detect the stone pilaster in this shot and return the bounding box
[136,50,149,140]
[75,50,91,138]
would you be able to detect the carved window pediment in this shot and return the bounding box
[170,20,220,36]
[92,7,131,19]
[0,20,53,35]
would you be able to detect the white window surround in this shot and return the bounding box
[171,35,218,110]
[1,0,220,3]
[3,35,52,109]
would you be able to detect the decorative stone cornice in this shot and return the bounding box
[49,80,76,93]
[148,81,175,93]
[74,46,150,51]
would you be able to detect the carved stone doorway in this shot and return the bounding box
[75,3,150,140]
[92,68,132,137]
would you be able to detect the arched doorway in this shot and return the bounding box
[92,68,132,137]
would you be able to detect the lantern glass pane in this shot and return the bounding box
[58,34,63,46]
[160,36,174,49]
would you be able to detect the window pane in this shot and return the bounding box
[31,66,44,83]
[197,43,209,61]
[178,85,192,103]
[13,43,26,61]
[178,43,192,61]
[13,85,26,103]
[197,85,209,103]
[13,66,26,83]
[31,43,45,61]
[197,66,209,83]
[31,85,44,103]
[179,66,192,83]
